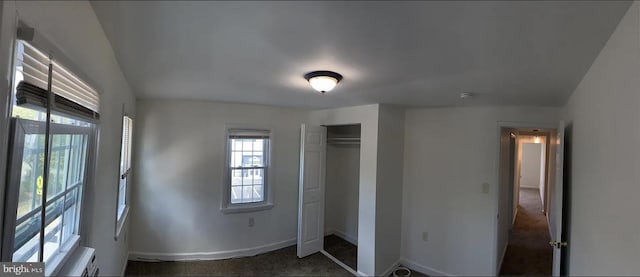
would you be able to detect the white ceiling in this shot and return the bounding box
[91,1,631,108]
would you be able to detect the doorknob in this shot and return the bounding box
[549,241,568,248]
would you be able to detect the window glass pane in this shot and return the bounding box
[117,178,126,220]
[242,186,253,201]
[17,134,45,219]
[13,213,41,262]
[43,198,64,263]
[231,186,243,203]
[61,188,79,244]
[231,169,243,187]
[47,135,72,200]
[252,185,263,202]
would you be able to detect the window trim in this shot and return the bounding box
[220,125,275,214]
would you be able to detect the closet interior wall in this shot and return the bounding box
[325,125,361,245]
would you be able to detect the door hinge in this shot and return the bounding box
[549,241,568,248]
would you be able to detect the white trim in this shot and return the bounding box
[380,259,401,277]
[399,257,454,276]
[321,250,358,276]
[220,203,274,214]
[324,229,358,245]
[497,243,509,274]
[547,212,553,237]
[128,238,296,262]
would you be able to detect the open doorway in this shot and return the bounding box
[322,124,360,272]
[497,126,564,276]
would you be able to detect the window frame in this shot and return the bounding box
[2,118,95,275]
[114,114,132,239]
[221,126,274,214]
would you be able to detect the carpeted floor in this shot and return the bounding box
[324,235,358,270]
[500,188,552,275]
[124,245,352,276]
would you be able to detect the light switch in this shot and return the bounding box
[422,232,429,242]
[482,182,490,194]
[248,217,255,227]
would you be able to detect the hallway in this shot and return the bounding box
[500,188,552,275]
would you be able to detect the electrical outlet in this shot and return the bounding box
[422,231,429,242]
[482,182,490,194]
[248,217,255,227]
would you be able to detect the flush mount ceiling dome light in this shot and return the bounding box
[304,70,343,93]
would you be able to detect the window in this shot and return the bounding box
[116,116,133,234]
[222,129,273,213]
[2,39,99,274]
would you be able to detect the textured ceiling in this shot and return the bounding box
[91,1,631,108]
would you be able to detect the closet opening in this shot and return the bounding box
[323,124,361,272]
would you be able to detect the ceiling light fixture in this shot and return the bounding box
[304,71,343,93]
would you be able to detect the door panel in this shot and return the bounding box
[551,121,565,276]
[297,124,326,258]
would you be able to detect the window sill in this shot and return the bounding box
[221,203,274,214]
[45,234,80,277]
[114,206,129,240]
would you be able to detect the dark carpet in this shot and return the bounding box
[124,245,352,276]
[500,188,552,275]
[324,235,357,270]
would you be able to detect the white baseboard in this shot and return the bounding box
[128,238,296,261]
[399,257,453,276]
[324,229,358,245]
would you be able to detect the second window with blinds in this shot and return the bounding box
[221,128,273,213]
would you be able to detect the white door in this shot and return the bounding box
[550,121,566,276]
[297,124,326,258]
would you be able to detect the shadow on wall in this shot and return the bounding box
[560,123,573,275]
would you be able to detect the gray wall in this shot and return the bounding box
[401,106,560,275]
[563,1,640,274]
[520,143,543,189]
[325,144,360,244]
[129,100,306,257]
[374,105,405,275]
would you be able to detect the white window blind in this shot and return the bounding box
[14,40,101,117]
[51,60,100,113]
[16,41,50,90]
[120,116,133,176]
